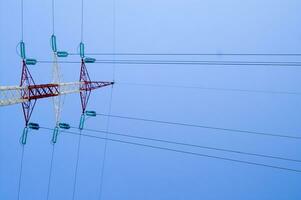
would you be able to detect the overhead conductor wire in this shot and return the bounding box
[68,52,301,57]
[36,59,301,67]
[46,143,55,200]
[115,82,301,96]
[39,127,301,174]
[72,0,85,198]
[46,0,57,199]
[95,113,301,140]
[78,127,301,163]
[17,0,25,199]
[98,1,117,199]
[72,122,83,200]
[17,141,25,200]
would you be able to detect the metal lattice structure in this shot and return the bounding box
[0,58,113,134]
[52,53,63,126]
[0,6,115,144]
[0,81,113,107]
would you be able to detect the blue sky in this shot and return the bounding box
[1,0,301,199]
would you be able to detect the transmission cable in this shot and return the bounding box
[96,113,301,140]
[46,144,55,200]
[71,126,301,163]
[17,144,25,200]
[98,3,117,198]
[71,0,84,199]
[68,52,301,57]
[39,127,301,174]
[36,60,301,67]
[116,82,301,96]
[17,1,25,199]
[46,1,59,199]
[71,130,83,200]
[97,49,116,200]
[93,60,301,67]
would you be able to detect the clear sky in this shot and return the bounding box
[1,0,301,199]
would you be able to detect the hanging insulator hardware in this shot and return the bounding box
[51,34,69,57]
[19,42,37,65]
[57,51,69,58]
[85,110,97,117]
[84,57,96,63]
[52,126,59,144]
[25,59,37,65]
[28,122,40,130]
[20,41,26,60]
[21,127,29,145]
[79,114,85,130]
[78,111,96,130]
[51,123,70,144]
[59,122,71,129]
[20,122,39,145]
[51,35,57,52]
[79,42,85,58]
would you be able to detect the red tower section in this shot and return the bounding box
[20,60,37,126]
[79,59,114,114]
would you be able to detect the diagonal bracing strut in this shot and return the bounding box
[0,80,113,107]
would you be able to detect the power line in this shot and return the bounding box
[116,82,301,96]
[68,52,301,57]
[36,60,301,67]
[98,60,117,200]
[46,145,55,200]
[39,127,301,173]
[21,0,24,41]
[96,113,301,140]
[97,7,117,198]
[71,130,82,200]
[98,85,114,200]
[80,0,84,42]
[37,59,301,66]
[36,60,301,65]
[93,60,301,67]
[17,145,25,200]
[71,0,85,198]
[46,1,57,198]
[18,1,25,199]
[52,0,55,34]
[73,127,301,163]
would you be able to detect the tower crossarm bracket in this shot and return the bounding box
[0,86,27,106]
[81,81,114,91]
[0,81,113,107]
[26,84,60,100]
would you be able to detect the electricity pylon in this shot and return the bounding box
[0,41,114,144]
